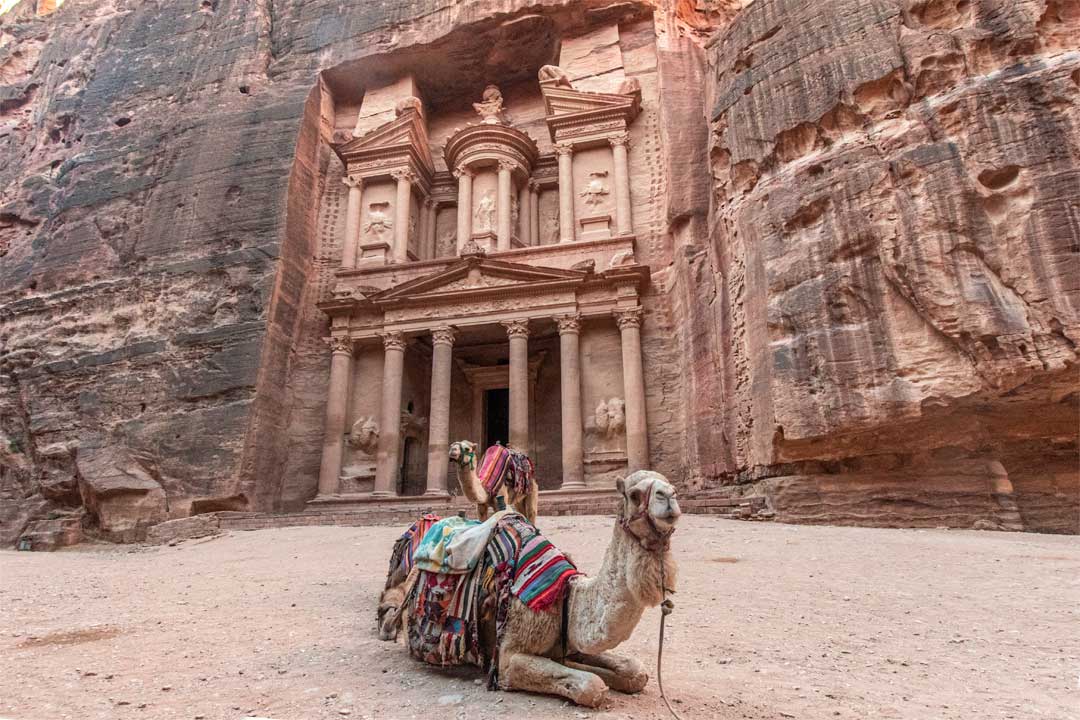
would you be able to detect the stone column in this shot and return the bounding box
[425,198,438,259]
[610,133,633,236]
[454,165,473,254]
[615,309,649,472]
[555,142,575,243]
[557,315,585,489]
[502,319,530,451]
[518,181,531,246]
[317,337,354,496]
[529,181,541,246]
[373,331,407,497]
[391,169,414,263]
[497,160,514,252]
[341,175,363,269]
[425,326,455,496]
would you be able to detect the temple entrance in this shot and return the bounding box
[398,437,425,496]
[484,387,510,450]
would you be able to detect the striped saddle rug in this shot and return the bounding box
[477,443,535,498]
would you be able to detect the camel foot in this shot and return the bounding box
[566,652,648,694]
[503,653,608,707]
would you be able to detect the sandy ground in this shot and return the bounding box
[1,515,1078,720]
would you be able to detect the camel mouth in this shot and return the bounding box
[448,445,461,460]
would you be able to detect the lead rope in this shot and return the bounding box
[657,557,683,720]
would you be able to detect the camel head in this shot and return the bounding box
[448,440,478,469]
[615,470,681,550]
[376,584,405,641]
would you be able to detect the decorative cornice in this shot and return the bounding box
[431,326,456,347]
[328,336,353,355]
[501,318,530,339]
[556,314,582,335]
[380,330,407,352]
[614,308,643,330]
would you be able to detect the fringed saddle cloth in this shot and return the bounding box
[405,513,580,682]
[386,513,440,587]
[477,443,535,499]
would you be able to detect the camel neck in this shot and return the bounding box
[565,522,671,655]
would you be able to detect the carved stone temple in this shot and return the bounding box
[314,58,652,503]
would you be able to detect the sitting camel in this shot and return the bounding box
[397,470,680,707]
[448,440,538,524]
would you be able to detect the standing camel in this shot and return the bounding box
[399,469,680,707]
[448,440,538,524]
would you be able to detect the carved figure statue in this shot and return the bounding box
[475,190,496,232]
[395,96,423,117]
[364,202,393,238]
[472,84,507,124]
[387,470,682,708]
[608,249,635,269]
[347,416,380,455]
[538,64,573,88]
[617,77,641,97]
[580,171,610,208]
[593,398,626,440]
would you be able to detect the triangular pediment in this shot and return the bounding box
[372,258,587,305]
[541,85,638,118]
[333,108,434,172]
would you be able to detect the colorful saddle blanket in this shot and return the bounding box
[386,513,440,586]
[477,443,535,498]
[405,512,580,681]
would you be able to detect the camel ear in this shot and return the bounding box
[615,476,626,495]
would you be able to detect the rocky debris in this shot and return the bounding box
[77,445,167,542]
[17,511,84,551]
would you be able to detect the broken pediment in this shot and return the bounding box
[333,105,435,184]
[540,83,641,143]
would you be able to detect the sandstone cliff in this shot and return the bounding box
[1,0,1076,545]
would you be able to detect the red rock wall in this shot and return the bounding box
[683,0,1080,531]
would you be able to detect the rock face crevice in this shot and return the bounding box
[0,0,1076,544]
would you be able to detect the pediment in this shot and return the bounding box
[541,86,638,118]
[333,108,435,172]
[371,258,587,305]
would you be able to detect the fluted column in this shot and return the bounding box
[497,160,513,252]
[317,337,354,496]
[424,198,438,259]
[502,319,530,451]
[518,180,531,246]
[373,331,407,497]
[391,169,414,263]
[555,143,575,243]
[455,165,473,254]
[425,326,455,496]
[615,309,649,472]
[557,315,585,489]
[529,181,541,246]
[341,176,363,269]
[610,133,633,236]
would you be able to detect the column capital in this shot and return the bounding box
[497,159,516,173]
[423,196,436,209]
[555,314,582,335]
[327,336,353,355]
[453,164,474,179]
[609,132,631,149]
[501,318,530,339]
[554,141,574,157]
[379,330,407,352]
[431,326,456,347]
[390,168,416,184]
[614,308,643,330]
[528,179,542,193]
[342,174,362,189]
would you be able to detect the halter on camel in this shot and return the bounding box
[617,477,683,720]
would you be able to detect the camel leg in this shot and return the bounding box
[477,502,489,521]
[523,484,539,525]
[502,652,608,707]
[565,652,648,694]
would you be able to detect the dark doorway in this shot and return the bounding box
[484,388,510,450]
[399,437,425,496]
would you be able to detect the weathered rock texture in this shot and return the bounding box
[0,0,1076,544]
